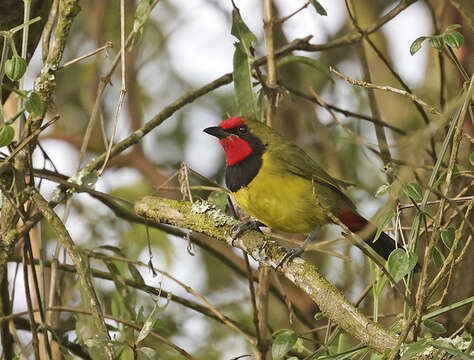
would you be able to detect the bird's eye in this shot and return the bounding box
[238,126,248,135]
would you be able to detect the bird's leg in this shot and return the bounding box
[276,228,318,268]
[231,220,265,243]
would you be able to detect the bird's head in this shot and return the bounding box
[203,117,265,166]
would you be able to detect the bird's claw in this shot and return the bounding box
[276,246,304,269]
[231,221,263,244]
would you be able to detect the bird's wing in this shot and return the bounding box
[272,141,356,205]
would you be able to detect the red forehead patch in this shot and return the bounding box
[219,117,244,130]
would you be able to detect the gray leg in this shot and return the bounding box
[276,228,318,268]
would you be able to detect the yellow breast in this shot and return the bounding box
[231,153,330,233]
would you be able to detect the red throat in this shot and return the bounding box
[219,136,253,166]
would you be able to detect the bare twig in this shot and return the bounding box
[329,67,441,115]
[274,2,309,25]
[98,0,127,175]
[58,41,112,70]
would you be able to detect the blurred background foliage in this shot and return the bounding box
[1,0,473,358]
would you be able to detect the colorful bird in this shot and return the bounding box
[204,117,396,265]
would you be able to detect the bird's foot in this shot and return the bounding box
[276,246,305,269]
[231,221,264,245]
[276,228,318,269]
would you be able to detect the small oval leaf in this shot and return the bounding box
[410,36,426,55]
[445,24,461,31]
[441,227,455,249]
[423,319,447,334]
[429,36,444,50]
[387,248,414,283]
[0,125,15,147]
[25,92,46,117]
[5,56,27,81]
[272,329,298,360]
[309,0,327,16]
[443,32,464,48]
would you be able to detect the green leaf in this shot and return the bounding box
[4,56,27,81]
[309,0,327,16]
[410,36,427,55]
[441,227,455,249]
[136,301,161,343]
[387,248,418,283]
[277,55,332,80]
[374,210,396,243]
[375,183,391,197]
[469,152,474,166]
[0,125,15,147]
[25,92,46,117]
[233,42,257,119]
[231,8,256,55]
[400,340,429,360]
[138,347,159,360]
[443,32,464,48]
[432,246,445,269]
[128,264,145,286]
[423,319,447,334]
[429,36,444,50]
[136,295,171,344]
[137,306,145,323]
[272,329,298,360]
[445,24,461,31]
[402,182,422,201]
[133,0,153,43]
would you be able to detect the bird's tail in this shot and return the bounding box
[338,210,396,260]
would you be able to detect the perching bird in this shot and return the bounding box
[204,116,396,265]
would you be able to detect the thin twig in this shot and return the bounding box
[284,84,406,134]
[98,0,127,176]
[345,0,393,176]
[274,2,310,25]
[0,116,59,166]
[58,41,113,70]
[329,67,442,115]
[149,267,256,344]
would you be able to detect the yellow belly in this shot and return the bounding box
[232,154,332,233]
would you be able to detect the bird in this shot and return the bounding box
[203,116,397,266]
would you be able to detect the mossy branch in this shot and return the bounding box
[135,196,399,353]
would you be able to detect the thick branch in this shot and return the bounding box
[135,196,399,352]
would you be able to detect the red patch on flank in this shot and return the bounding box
[219,117,244,130]
[219,136,252,165]
[338,210,368,232]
